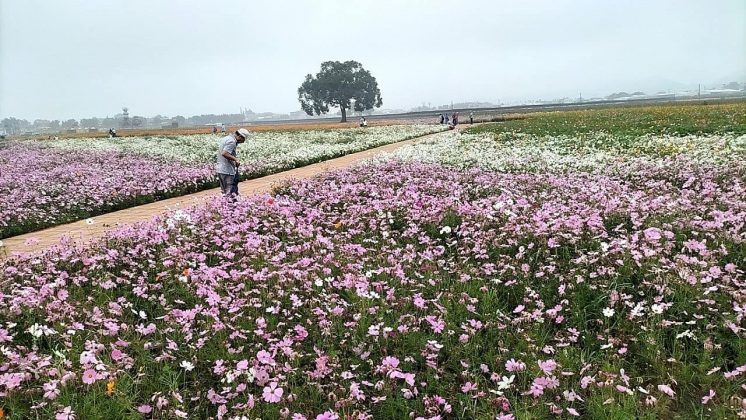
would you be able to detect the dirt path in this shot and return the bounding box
[0,127,464,257]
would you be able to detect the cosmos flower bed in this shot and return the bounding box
[1,149,744,418]
[383,130,746,173]
[0,143,215,238]
[49,125,443,168]
[0,125,442,238]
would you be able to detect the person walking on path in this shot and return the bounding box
[216,128,250,196]
[469,112,474,124]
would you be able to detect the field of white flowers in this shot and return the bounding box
[383,130,746,172]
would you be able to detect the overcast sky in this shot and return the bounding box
[1,0,744,120]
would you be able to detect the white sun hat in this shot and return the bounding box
[236,128,250,139]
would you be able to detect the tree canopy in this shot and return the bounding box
[298,60,382,122]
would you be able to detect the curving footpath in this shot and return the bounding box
[0,127,468,257]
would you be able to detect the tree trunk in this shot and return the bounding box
[340,107,347,123]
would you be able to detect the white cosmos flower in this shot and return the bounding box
[27,323,44,338]
[180,360,195,371]
[223,371,236,384]
[497,375,515,390]
[603,307,615,318]
[676,330,694,340]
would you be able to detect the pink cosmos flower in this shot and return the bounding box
[702,389,716,405]
[55,406,76,420]
[82,369,97,385]
[505,359,526,372]
[0,372,24,389]
[294,325,309,341]
[257,350,274,365]
[43,381,61,400]
[79,351,97,365]
[111,349,123,361]
[0,328,12,343]
[425,316,445,333]
[382,356,400,370]
[315,412,339,420]
[526,383,544,398]
[643,227,662,241]
[413,294,426,309]
[538,359,557,375]
[137,405,153,414]
[461,382,477,393]
[254,367,270,385]
[263,382,283,403]
[391,371,416,387]
[350,382,366,401]
[657,384,675,398]
[580,375,594,389]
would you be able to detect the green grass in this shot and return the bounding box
[467,100,746,137]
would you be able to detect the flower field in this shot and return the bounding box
[0,125,442,238]
[0,102,745,419]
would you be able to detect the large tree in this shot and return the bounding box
[298,60,382,122]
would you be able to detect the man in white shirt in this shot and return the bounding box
[216,128,249,196]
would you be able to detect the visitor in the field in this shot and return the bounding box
[470,112,474,124]
[216,128,249,196]
[359,117,367,127]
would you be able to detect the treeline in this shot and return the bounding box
[1,113,249,135]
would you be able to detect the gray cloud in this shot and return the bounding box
[1,0,744,120]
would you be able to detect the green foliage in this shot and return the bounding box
[468,101,746,137]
